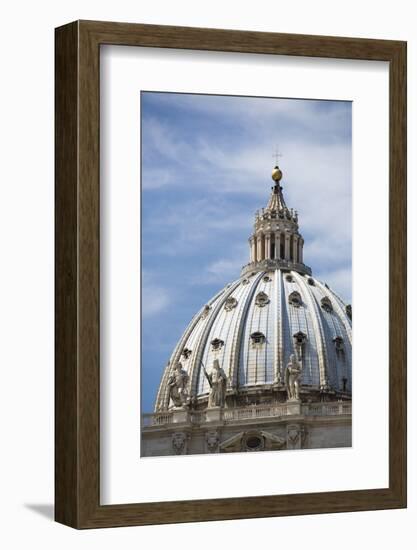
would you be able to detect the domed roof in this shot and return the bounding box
[154,165,352,412]
[154,269,351,411]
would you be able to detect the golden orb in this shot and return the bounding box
[272,166,283,182]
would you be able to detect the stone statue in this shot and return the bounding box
[205,359,227,408]
[168,362,189,408]
[285,354,302,401]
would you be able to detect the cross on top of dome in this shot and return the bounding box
[272,148,283,182]
[272,147,283,165]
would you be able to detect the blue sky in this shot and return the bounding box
[141,91,352,413]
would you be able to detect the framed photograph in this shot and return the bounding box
[55,20,406,528]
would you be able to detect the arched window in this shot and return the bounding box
[211,338,224,352]
[293,331,307,360]
[289,291,302,307]
[333,336,344,353]
[346,304,352,320]
[250,332,266,346]
[321,296,333,313]
[293,331,307,345]
[181,348,192,359]
[224,297,238,311]
[255,291,270,307]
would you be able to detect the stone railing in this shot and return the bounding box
[240,258,312,278]
[302,402,352,416]
[222,403,289,421]
[142,401,351,427]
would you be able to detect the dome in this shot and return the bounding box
[154,165,352,412]
[154,269,351,411]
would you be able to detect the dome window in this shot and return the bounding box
[286,274,293,282]
[201,305,211,320]
[346,304,352,320]
[250,332,266,346]
[293,331,307,360]
[289,291,302,307]
[333,336,344,352]
[224,297,238,311]
[211,338,224,352]
[293,331,307,345]
[263,275,272,283]
[244,434,264,451]
[255,291,270,308]
[307,277,315,286]
[321,297,333,313]
[241,278,249,285]
[182,348,192,359]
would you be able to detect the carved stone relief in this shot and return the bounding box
[286,424,305,450]
[172,432,188,455]
[205,430,220,453]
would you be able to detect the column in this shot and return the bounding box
[298,238,303,263]
[250,237,256,262]
[257,234,263,261]
[265,233,271,259]
[284,234,290,260]
[275,233,280,260]
[293,235,299,263]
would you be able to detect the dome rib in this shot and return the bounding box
[238,272,270,386]
[188,279,241,397]
[316,280,352,345]
[228,273,264,388]
[293,272,329,388]
[273,269,283,383]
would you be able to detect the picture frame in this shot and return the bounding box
[55,20,407,528]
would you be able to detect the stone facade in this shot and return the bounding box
[142,402,351,456]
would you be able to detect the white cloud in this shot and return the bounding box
[206,257,244,281]
[142,275,172,317]
[315,267,352,303]
[142,94,352,298]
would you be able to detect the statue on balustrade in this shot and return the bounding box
[168,362,190,408]
[285,354,302,401]
[204,359,227,408]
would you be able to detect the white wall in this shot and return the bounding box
[0,0,415,547]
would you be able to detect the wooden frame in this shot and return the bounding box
[55,20,407,528]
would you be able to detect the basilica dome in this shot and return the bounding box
[154,166,352,412]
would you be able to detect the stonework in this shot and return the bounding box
[142,165,352,457]
[142,403,351,456]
